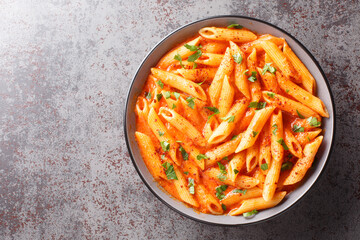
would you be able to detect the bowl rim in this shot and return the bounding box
[124,15,336,226]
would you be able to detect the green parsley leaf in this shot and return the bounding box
[205,106,220,120]
[162,162,178,180]
[293,124,304,133]
[196,154,209,160]
[217,174,227,181]
[233,189,247,194]
[220,115,235,123]
[215,185,228,200]
[248,71,257,82]
[184,171,189,175]
[188,178,195,194]
[307,136,311,142]
[286,153,293,161]
[252,131,258,137]
[227,23,243,29]
[276,138,289,150]
[197,80,205,86]
[184,44,202,69]
[160,140,170,152]
[232,53,242,64]
[156,93,163,101]
[184,44,202,52]
[286,89,290,93]
[262,63,276,75]
[261,163,268,170]
[243,209,258,218]
[222,156,229,161]
[157,130,164,136]
[266,92,276,98]
[186,96,195,109]
[173,92,181,100]
[172,103,176,109]
[248,101,267,110]
[231,135,238,140]
[234,169,239,174]
[145,92,152,99]
[156,80,164,89]
[176,140,182,143]
[221,203,227,211]
[296,109,305,119]
[272,124,278,136]
[217,162,227,175]
[179,146,188,160]
[174,53,185,68]
[164,91,171,99]
[244,69,249,75]
[307,117,321,127]
[161,154,165,160]
[281,161,293,171]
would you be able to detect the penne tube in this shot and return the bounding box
[260,40,300,83]
[229,41,251,99]
[195,184,223,214]
[173,167,199,207]
[283,41,316,94]
[221,187,263,207]
[253,169,266,189]
[218,75,235,119]
[161,90,181,111]
[258,122,272,175]
[246,140,259,172]
[135,96,150,119]
[202,116,219,141]
[295,128,322,147]
[227,151,246,182]
[149,87,161,112]
[229,191,286,216]
[240,34,285,54]
[284,127,303,158]
[151,68,207,101]
[256,67,281,93]
[202,40,228,54]
[262,159,282,201]
[135,132,167,180]
[179,96,203,127]
[247,48,262,102]
[179,53,224,68]
[158,37,201,69]
[199,27,257,42]
[205,167,260,189]
[276,72,329,117]
[236,106,276,153]
[205,134,243,167]
[183,161,200,182]
[208,47,234,106]
[237,109,255,132]
[147,108,181,166]
[262,91,321,120]
[159,107,207,147]
[177,68,217,82]
[178,140,204,170]
[208,98,249,144]
[284,136,323,185]
[270,110,284,162]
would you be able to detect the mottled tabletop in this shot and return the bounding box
[1,0,359,239]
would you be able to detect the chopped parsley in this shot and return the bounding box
[184,171,189,175]
[205,106,220,120]
[221,115,235,123]
[161,154,165,160]
[197,80,205,86]
[244,69,249,75]
[293,124,304,132]
[252,131,258,137]
[174,53,185,68]
[145,92,152,99]
[296,109,305,119]
[172,104,176,109]
[233,169,239,174]
[248,71,257,82]
[307,117,321,127]
[160,140,170,152]
[156,93,163,101]
[286,89,290,93]
[164,91,171,99]
[281,161,293,171]
[243,209,258,218]
[262,63,276,75]
[232,53,242,64]
[266,92,276,98]
[249,101,267,110]
[173,92,181,100]
[227,23,243,29]
[233,189,247,194]
[179,146,188,160]
[188,178,195,194]
[217,162,227,181]
[196,154,208,161]
[223,156,229,161]
[162,162,178,180]
[157,130,164,136]
[215,185,228,200]
[261,163,268,170]
[156,80,164,89]
[221,204,227,211]
[272,124,278,136]
[186,96,195,109]
[231,135,238,140]
[276,138,289,150]
[184,44,202,69]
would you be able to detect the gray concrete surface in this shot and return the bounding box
[0,0,359,239]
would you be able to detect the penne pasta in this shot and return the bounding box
[240,34,285,54]
[199,27,257,42]
[218,75,235,119]
[284,127,303,158]
[135,96,150,120]
[221,187,263,207]
[270,110,284,162]
[262,159,282,201]
[202,115,219,141]
[173,167,199,207]
[258,122,272,175]
[295,128,322,147]
[246,140,259,172]
[195,184,223,214]
[247,48,262,102]
[227,151,246,182]
[256,66,281,93]
[177,68,217,82]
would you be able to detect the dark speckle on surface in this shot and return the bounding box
[0,0,359,239]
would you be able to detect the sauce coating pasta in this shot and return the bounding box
[134,25,328,217]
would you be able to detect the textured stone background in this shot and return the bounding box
[0,0,359,239]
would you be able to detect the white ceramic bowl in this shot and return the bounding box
[124,16,335,225]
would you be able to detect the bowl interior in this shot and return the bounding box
[124,16,335,225]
